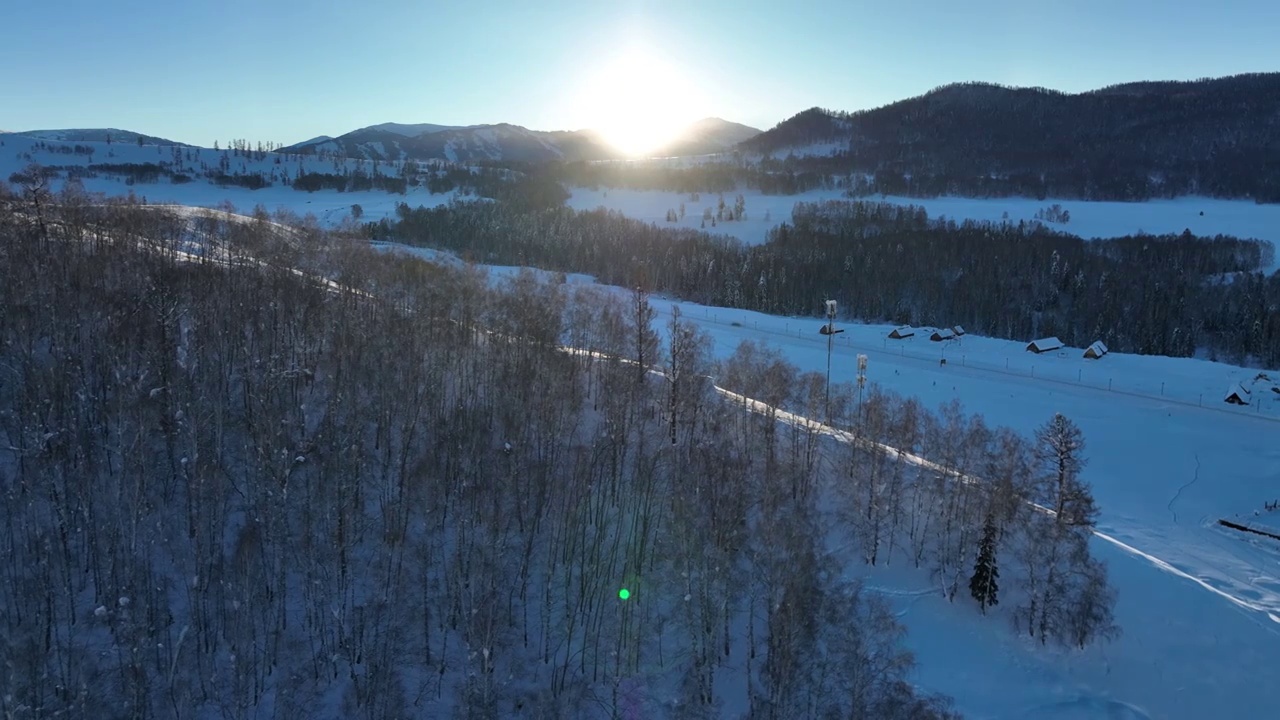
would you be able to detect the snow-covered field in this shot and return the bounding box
[567,187,1280,260]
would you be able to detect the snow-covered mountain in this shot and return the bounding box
[280,117,761,163]
[4,116,759,166]
[654,117,761,157]
[280,122,614,163]
[739,73,1280,201]
[364,122,460,137]
[404,124,602,163]
[4,127,189,146]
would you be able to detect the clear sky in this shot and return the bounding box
[1,0,1277,146]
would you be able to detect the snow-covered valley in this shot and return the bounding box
[5,142,1280,716]
[6,133,1280,266]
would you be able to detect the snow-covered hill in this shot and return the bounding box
[643,302,1280,720]
[279,122,603,162]
[3,127,188,146]
[0,133,458,224]
[363,121,460,137]
[384,243,1280,719]
[653,117,761,157]
[280,117,761,163]
[739,74,1280,201]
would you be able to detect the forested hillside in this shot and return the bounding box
[742,74,1280,202]
[378,199,1280,366]
[0,191,1118,718]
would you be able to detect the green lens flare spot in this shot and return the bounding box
[618,588,631,600]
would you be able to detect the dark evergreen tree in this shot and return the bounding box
[969,513,1000,613]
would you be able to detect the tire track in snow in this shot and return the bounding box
[558,345,1280,625]
[1089,528,1280,624]
[1166,453,1200,524]
[710,386,1280,626]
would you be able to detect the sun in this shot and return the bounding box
[573,47,698,157]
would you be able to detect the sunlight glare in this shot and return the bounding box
[574,47,698,157]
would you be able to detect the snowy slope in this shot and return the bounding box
[281,122,610,162]
[6,127,188,146]
[363,122,458,137]
[643,307,1280,719]
[0,133,459,225]
[281,118,761,163]
[390,245,1280,719]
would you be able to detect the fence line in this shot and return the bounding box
[679,307,1280,425]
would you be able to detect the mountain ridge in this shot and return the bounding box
[738,72,1280,200]
[3,128,189,146]
[279,117,761,163]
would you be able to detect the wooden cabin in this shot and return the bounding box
[1026,337,1063,354]
[1225,384,1251,405]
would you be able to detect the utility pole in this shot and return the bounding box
[820,299,844,422]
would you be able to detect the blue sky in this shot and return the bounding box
[1,0,1276,146]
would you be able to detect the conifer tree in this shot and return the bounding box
[969,513,999,613]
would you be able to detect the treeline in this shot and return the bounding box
[22,140,100,157]
[16,149,549,203]
[292,171,408,194]
[776,201,1279,363]
[375,199,1280,365]
[743,74,1280,202]
[82,162,165,184]
[25,159,300,192]
[556,160,836,196]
